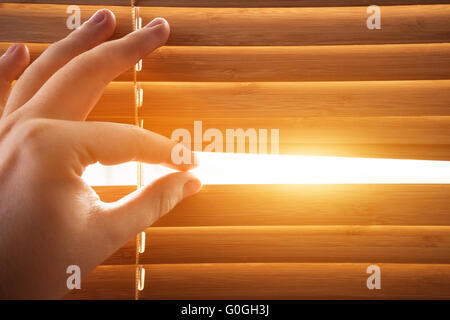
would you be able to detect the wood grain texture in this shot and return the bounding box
[65,263,450,299]
[93,185,136,202]
[153,185,450,227]
[107,225,450,265]
[5,0,450,7]
[3,43,449,82]
[137,0,450,7]
[0,4,132,43]
[96,184,450,226]
[2,0,129,5]
[91,81,450,159]
[140,44,450,82]
[64,264,135,300]
[1,4,450,45]
[103,184,450,265]
[91,80,450,119]
[143,6,450,46]
[143,116,450,160]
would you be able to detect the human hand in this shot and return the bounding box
[0,9,201,299]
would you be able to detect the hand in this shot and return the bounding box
[0,9,201,299]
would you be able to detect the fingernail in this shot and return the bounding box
[89,9,106,24]
[145,17,166,28]
[3,43,19,57]
[183,178,202,198]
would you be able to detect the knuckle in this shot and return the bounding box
[17,119,54,149]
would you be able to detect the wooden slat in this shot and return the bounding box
[144,116,450,160]
[89,82,134,122]
[141,44,450,82]
[3,43,449,82]
[93,185,136,202]
[152,185,450,227]
[108,226,450,265]
[87,80,450,130]
[65,263,450,299]
[141,0,450,6]
[92,81,450,160]
[6,0,450,8]
[3,4,450,46]
[143,6,450,46]
[64,265,135,300]
[0,4,131,43]
[91,80,450,119]
[3,0,129,4]
[144,116,450,146]
[275,143,450,160]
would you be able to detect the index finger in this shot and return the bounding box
[21,18,169,121]
[62,121,197,172]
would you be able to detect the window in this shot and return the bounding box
[1,0,450,299]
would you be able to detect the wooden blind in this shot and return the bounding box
[1,0,449,299]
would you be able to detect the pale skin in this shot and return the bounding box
[0,9,202,299]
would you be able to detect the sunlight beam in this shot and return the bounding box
[82,152,450,186]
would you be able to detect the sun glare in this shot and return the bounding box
[82,152,450,186]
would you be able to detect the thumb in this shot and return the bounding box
[99,171,202,245]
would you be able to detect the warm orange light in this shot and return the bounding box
[83,152,450,185]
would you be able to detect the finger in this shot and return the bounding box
[62,121,197,171]
[98,172,202,246]
[21,17,169,121]
[0,44,29,117]
[3,9,116,118]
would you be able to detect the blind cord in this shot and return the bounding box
[131,0,146,301]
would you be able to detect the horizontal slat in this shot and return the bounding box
[90,82,134,122]
[107,226,450,265]
[92,81,450,160]
[92,80,450,119]
[93,186,136,202]
[144,116,450,160]
[64,264,135,300]
[3,4,449,45]
[141,44,450,82]
[144,116,450,145]
[147,6,450,46]
[138,0,450,6]
[152,185,450,227]
[5,1,450,7]
[0,4,131,43]
[143,80,450,117]
[99,184,450,265]
[65,263,450,299]
[3,43,449,82]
